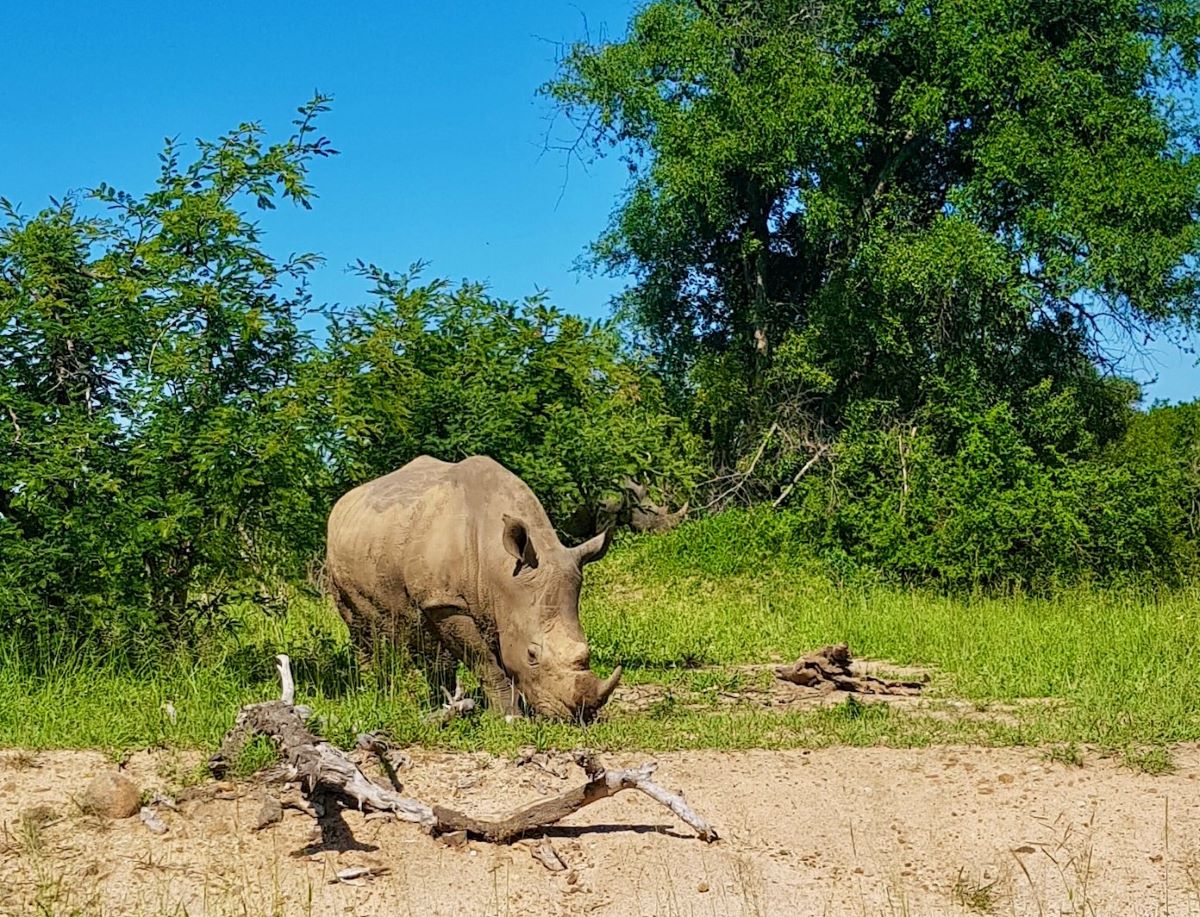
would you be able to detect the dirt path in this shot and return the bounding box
[3,745,1200,916]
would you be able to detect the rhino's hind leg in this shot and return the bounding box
[329,574,381,668]
[329,574,422,676]
[422,608,521,717]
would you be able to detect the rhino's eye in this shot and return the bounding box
[527,646,540,666]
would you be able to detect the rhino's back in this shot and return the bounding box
[326,456,457,584]
[326,454,549,591]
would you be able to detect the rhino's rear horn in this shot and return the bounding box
[621,477,649,502]
[573,527,613,566]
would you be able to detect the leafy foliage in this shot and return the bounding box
[3,30,1200,655]
[318,266,703,529]
[545,0,1200,466]
[761,396,1199,588]
[544,0,1200,584]
[0,100,703,645]
[0,98,338,640]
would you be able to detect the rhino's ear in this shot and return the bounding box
[502,514,539,572]
[573,527,613,567]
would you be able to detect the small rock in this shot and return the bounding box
[82,772,141,819]
[438,830,469,848]
[255,793,283,830]
[139,806,167,835]
[697,882,710,893]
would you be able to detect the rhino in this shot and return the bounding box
[563,477,690,540]
[325,455,621,721]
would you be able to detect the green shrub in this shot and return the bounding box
[0,98,337,643]
[0,102,705,648]
[318,267,705,530]
[775,394,1200,588]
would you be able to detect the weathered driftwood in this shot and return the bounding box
[211,655,718,844]
[422,679,477,726]
[774,643,926,695]
[209,657,439,831]
[432,752,717,843]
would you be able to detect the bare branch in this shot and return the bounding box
[772,443,829,509]
[211,656,718,845]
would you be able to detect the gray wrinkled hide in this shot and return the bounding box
[325,456,619,721]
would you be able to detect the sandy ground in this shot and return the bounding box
[4,744,1200,916]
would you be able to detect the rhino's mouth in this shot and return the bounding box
[517,666,622,723]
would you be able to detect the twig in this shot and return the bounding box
[5,406,20,444]
[705,422,779,510]
[772,444,829,509]
[423,677,477,726]
[276,654,295,705]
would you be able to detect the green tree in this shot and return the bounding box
[320,266,703,531]
[0,98,336,640]
[546,0,1200,467]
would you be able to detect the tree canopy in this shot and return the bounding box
[546,0,1200,463]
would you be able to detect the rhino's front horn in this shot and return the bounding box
[595,665,622,707]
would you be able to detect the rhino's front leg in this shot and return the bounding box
[422,608,522,717]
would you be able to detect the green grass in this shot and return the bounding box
[1,514,1198,758]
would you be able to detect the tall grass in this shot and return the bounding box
[1,511,1197,755]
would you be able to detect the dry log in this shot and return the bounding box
[775,643,926,695]
[432,753,717,843]
[211,655,718,844]
[209,657,439,831]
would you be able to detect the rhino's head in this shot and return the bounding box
[493,515,622,722]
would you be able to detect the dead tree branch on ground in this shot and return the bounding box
[210,655,718,844]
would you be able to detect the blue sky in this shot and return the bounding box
[2,1,1195,403]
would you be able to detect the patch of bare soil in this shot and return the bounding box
[4,744,1200,916]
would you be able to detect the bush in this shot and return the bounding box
[779,394,1200,589]
[319,266,705,531]
[0,100,337,643]
[0,103,705,648]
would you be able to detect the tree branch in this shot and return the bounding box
[211,655,719,845]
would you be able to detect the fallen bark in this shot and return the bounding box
[211,655,718,844]
[774,643,926,695]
